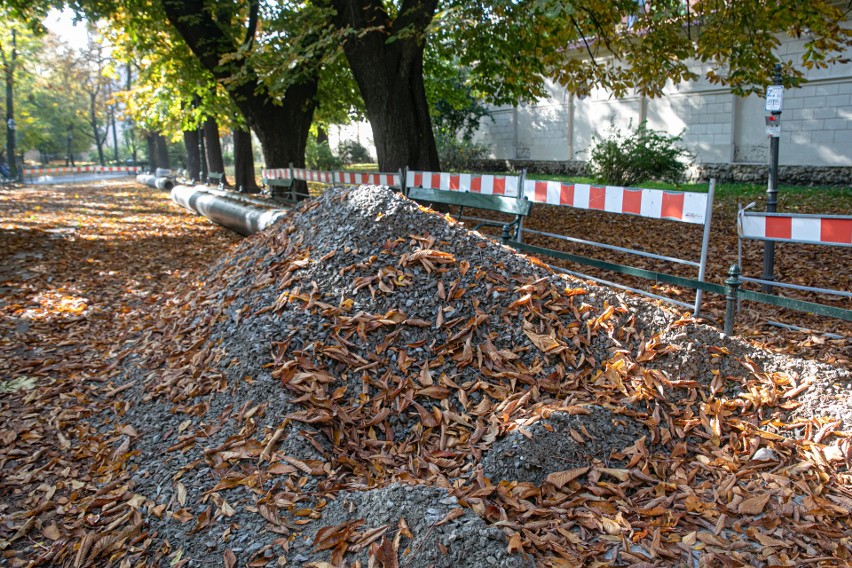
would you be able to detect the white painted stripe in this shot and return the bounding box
[791,217,821,242]
[739,214,766,239]
[682,192,708,224]
[573,184,591,209]
[504,177,519,198]
[604,186,623,213]
[640,189,663,219]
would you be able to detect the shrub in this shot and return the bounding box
[306,139,343,170]
[337,139,373,165]
[588,122,691,186]
[435,131,490,172]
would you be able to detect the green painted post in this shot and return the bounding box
[724,264,742,336]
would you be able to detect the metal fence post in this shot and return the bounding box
[724,264,741,336]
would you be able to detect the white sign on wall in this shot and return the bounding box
[765,85,784,112]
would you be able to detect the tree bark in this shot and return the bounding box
[234,127,259,193]
[161,0,317,179]
[4,28,17,179]
[203,118,228,186]
[183,129,201,183]
[328,0,440,172]
[91,92,105,166]
[145,133,157,171]
[154,133,170,170]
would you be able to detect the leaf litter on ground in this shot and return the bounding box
[0,180,849,567]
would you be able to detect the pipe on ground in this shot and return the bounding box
[137,174,175,191]
[170,185,289,236]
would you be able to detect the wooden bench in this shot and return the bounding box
[407,186,532,243]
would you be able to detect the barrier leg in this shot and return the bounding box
[724,264,741,336]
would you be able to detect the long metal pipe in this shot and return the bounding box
[170,184,290,236]
[136,174,175,191]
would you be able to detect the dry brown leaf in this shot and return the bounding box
[545,467,590,489]
[738,492,772,515]
[224,549,237,568]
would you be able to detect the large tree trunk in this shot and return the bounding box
[154,133,170,170]
[203,118,228,186]
[329,0,439,172]
[161,0,317,186]
[183,129,201,183]
[234,127,259,193]
[145,133,157,171]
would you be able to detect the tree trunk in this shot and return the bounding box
[161,0,317,186]
[145,133,157,171]
[183,129,201,183]
[234,127,259,193]
[111,108,120,164]
[154,133,170,170]
[329,0,440,172]
[4,28,17,179]
[203,118,228,186]
[90,92,106,166]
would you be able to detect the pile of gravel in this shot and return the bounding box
[87,185,850,567]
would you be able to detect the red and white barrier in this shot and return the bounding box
[405,171,520,197]
[262,168,290,180]
[521,181,709,225]
[292,168,334,183]
[738,212,852,247]
[335,171,401,187]
[24,166,94,174]
[23,165,141,175]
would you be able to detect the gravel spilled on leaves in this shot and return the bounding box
[8,185,851,567]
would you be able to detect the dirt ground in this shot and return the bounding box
[1,180,850,567]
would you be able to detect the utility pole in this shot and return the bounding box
[761,64,783,292]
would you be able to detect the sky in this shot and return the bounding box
[43,8,90,51]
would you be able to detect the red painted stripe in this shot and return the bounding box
[560,184,574,206]
[622,188,642,215]
[765,216,792,239]
[431,173,441,189]
[589,186,606,210]
[449,174,460,190]
[821,218,852,244]
[661,192,685,220]
[414,173,422,187]
[493,177,505,196]
[470,176,482,192]
[535,181,548,203]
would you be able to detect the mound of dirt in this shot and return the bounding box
[26,185,849,567]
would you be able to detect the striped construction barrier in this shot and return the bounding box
[262,168,402,187]
[405,170,520,197]
[735,207,852,310]
[23,165,142,175]
[521,181,709,225]
[738,211,852,247]
[292,168,335,184]
[336,171,401,187]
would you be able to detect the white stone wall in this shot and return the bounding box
[475,30,852,168]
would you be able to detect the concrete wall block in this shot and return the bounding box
[825,94,851,107]
[781,97,805,110]
[814,84,840,96]
[791,131,811,145]
[811,130,836,144]
[823,118,850,130]
[813,107,838,119]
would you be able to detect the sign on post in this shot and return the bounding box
[765,85,784,112]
